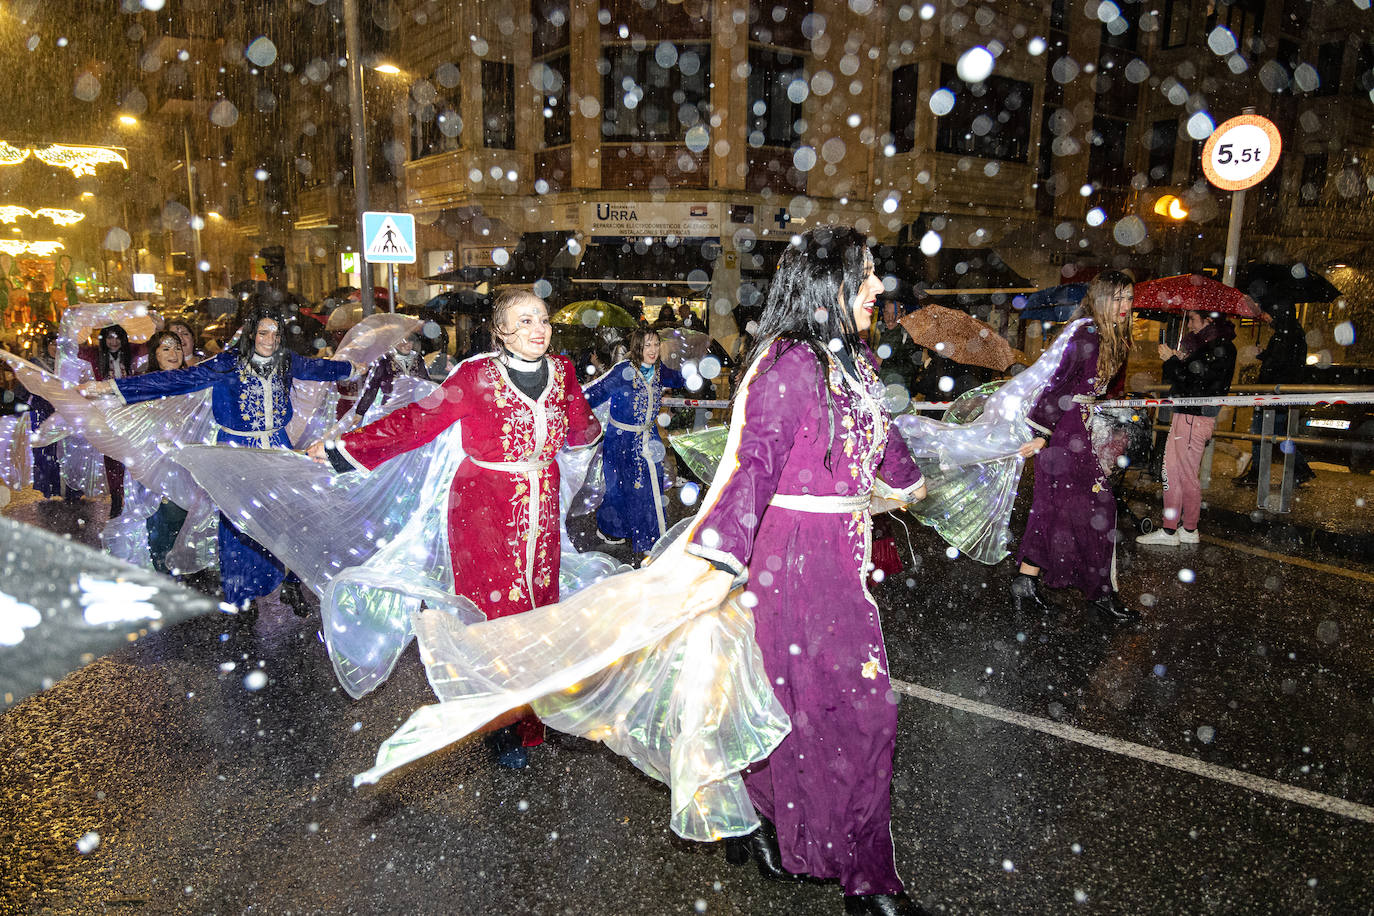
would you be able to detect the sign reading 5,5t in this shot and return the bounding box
[1201,114,1282,191]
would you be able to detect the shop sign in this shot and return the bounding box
[584,201,719,237]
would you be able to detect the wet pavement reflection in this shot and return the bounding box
[2,486,1373,914]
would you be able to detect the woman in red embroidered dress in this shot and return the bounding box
[311,290,600,767]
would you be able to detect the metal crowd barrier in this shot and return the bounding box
[666,384,1374,514]
[1106,386,1374,514]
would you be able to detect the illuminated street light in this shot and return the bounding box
[118,114,139,126]
[373,62,402,75]
[1154,194,1189,220]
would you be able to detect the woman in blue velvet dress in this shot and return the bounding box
[81,304,358,618]
[584,328,685,554]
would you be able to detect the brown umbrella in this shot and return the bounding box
[898,304,1025,372]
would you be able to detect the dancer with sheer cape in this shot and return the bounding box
[73,300,366,620]
[302,289,604,768]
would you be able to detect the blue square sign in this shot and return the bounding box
[362,211,417,264]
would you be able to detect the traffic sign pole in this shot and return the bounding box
[1223,187,1246,287]
[1201,108,1280,288]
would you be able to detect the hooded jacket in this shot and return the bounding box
[1162,317,1237,417]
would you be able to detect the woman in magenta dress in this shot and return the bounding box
[314,289,601,767]
[1010,270,1138,623]
[678,227,930,916]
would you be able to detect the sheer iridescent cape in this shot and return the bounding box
[1,314,421,573]
[357,525,788,843]
[45,301,155,498]
[0,414,32,493]
[169,363,625,702]
[670,320,1086,565]
[350,348,848,843]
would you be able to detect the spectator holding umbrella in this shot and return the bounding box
[1137,310,1237,546]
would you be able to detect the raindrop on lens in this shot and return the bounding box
[957,46,995,83]
[929,88,955,116]
[1178,568,1196,583]
[1185,112,1215,140]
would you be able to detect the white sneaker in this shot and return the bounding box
[1137,528,1180,546]
[1177,528,1200,544]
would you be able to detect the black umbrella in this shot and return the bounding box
[423,289,491,317]
[1237,263,1341,307]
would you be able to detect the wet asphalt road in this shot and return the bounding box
[2,487,1373,915]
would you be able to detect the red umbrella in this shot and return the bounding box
[1132,274,1263,318]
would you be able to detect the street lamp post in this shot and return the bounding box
[343,0,373,315]
[182,123,205,297]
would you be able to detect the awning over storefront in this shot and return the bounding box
[571,237,718,290]
[423,232,578,285]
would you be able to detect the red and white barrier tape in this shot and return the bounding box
[664,391,1373,414]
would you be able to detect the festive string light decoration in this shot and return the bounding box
[0,206,87,226]
[0,142,30,165]
[0,142,129,176]
[0,239,66,256]
[31,144,129,176]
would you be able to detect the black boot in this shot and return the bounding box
[1009,573,1049,615]
[281,579,310,618]
[723,819,807,882]
[1093,591,1139,625]
[843,891,931,915]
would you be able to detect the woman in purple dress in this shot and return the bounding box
[678,227,930,916]
[1010,270,1138,623]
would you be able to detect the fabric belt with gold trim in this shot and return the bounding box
[467,457,553,473]
[768,492,871,513]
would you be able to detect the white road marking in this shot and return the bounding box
[891,679,1374,825]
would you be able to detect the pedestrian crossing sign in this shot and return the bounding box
[362,211,417,264]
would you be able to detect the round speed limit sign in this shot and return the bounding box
[1201,114,1282,191]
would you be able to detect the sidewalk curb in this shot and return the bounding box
[1120,485,1374,564]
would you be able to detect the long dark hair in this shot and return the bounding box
[735,226,872,467]
[236,303,292,380]
[736,226,870,385]
[97,323,131,378]
[144,330,185,373]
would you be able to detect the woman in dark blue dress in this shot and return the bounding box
[82,304,358,619]
[584,328,685,554]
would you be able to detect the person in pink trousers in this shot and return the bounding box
[1138,310,1237,546]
